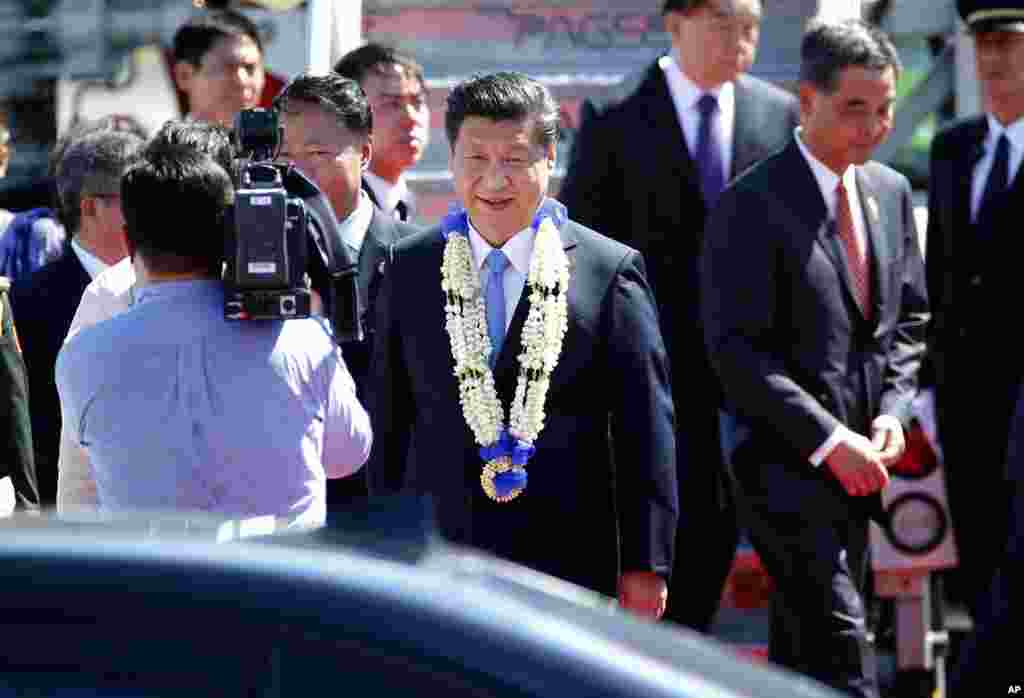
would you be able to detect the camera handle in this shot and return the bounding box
[303,194,364,344]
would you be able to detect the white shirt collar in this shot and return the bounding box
[659,50,735,113]
[363,170,415,218]
[467,220,535,276]
[71,238,111,280]
[986,113,1024,150]
[337,190,375,254]
[794,127,856,218]
[658,50,735,176]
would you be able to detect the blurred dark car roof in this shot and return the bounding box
[0,499,841,698]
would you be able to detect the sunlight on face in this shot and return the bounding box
[451,115,556,247]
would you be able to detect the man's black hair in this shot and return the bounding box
[333,43,425,88]
[800,18,903,93]
[121,142,233,276]
[273,74,373,138]
[445,71,559,150]
[173,9,263,68]
[150,119,235,176]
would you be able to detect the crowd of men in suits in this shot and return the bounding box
[2,0,1024,695]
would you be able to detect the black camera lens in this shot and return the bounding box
[280,297,296,315]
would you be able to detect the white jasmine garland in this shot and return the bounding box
[441,213,570,500]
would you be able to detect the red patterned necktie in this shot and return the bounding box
[836,180,871,318]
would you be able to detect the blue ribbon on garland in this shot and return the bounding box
[480,430,533,497]
[480,429,535,465]
[440,206,470,240]
[440,198,567,242]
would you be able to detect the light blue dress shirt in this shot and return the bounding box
[467,221,534,332]
[56,280,372,527]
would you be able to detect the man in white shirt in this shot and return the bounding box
[334,44,430,223]
[702,19,928,696]
[57,120,235,512]
[10,128,144,508]
[559,0,798,633]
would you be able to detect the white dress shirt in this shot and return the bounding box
[58,256,138,512]
[793,128,902,467]
[364,171,416,222]
[467,222,534,333]
[337,190,375,256]
[659,51,735,178]
[971,114,1024,221]
[71,239,111,281]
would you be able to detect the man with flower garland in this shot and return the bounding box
[367,72,677,617]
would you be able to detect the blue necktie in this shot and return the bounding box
[485,249,510,367]
[696,93,725,208]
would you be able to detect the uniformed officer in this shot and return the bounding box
[924,0,1024,616]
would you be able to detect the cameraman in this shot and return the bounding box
[55,141,371,526]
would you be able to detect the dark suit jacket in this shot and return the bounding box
[0,278,39,510]
[559,64,799,415]
[367,220,677,596]
[9,246,91,507]
[342,206,419,397]
[702,139,929,522]
[924,116,1024,477]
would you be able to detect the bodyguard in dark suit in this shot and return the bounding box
[334,44,431,224]
[275,74,418,513]
[10,129,144,507]
[702,20,928,696]
[559,0,798,632]
[368,72,677,616]
[923,0,1024,616]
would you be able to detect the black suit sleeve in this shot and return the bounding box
[702,185,841,459]
[558,101,617,236]
[606,251,677,577]
[365,245,413,495]
[878,180,930,424]
[0,287,39,510]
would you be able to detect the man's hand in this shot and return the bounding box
[618,571,667,620]
[826,432,890,497]
[871,419,906,467]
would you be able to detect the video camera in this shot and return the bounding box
[222,108,364,344]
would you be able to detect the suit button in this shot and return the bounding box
[970,274,982,287]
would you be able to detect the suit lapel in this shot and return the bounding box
[959,118,988,235]
[643,63,700,196]
[357,209,394,308]
[360,177,381,211]
[492,223,579,400]
[855,168,889,325]
[731,77,763,178]
[775,138,868,324]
